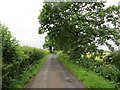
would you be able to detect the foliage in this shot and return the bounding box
[0,23,2,89]
[57,51,116,88]
[104,51,120,70]
[1,23,49,88]
[57,51,120,88]
[43,36,56,53]
[22,46,49,65]
[1,23,20,64]
[97,65,120,82]
[38,2,120,61]
[39,3,120,87]
[9,55,49,88]
[1,23,25,88]
[77,55,120,87]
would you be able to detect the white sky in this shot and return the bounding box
[0,0,119,50]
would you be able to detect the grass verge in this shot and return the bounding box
[9,54,50,88]
[57,52,116,88]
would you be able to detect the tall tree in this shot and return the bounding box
[38,2,120,60]
[43,35,56,53]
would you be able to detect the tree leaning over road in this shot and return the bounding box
[38,2,120,60]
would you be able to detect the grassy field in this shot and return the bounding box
[9,54,50,88]
[57,52,116,88]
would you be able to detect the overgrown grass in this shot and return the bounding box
[9,54,50,88]
[57,52,116,88]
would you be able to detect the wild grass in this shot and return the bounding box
[57,52,116,88]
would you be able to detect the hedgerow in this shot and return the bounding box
[1,23,49,88]
[57,51,116,88]
[104,51,120,70]
[57,51,120,88]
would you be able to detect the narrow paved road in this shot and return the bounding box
[25,55,85,88]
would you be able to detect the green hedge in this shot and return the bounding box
[21,46,48,65]
[57,51,116,88]
[104,51,120,70]
[57,51,120,88]
[1,23,49,88]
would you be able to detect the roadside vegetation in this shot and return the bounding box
[10,55,49,88]
[57,51,120,88]
[1,23,50,88]
[1,1,120,89]
[38,2,120,89]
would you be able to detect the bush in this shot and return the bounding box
[78,55,120,86]
[96,64,120,82]
[22,46,49,65]
[57,51,116,88]
[1,23,26,87]
[104,51,120,70]
[1,24,21,64]
[1,23,49,88]
[57,51,120,88]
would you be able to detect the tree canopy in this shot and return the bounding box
[38,2,120,60]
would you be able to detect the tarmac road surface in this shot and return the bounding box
[25,54,85,88]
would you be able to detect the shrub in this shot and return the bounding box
[104,51,120,70]
[21,46,49,65]
[1,24,28,87]
[57,51,120,88]
[1,24,20,64]
[1,23,49,88]
[96,64,120,82]
[57,51,116,88]
[78,55,120,85]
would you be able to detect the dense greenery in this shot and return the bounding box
[10,55,49,88]
[38,2,120,61]
[38,2,120,88]
[1,23,49,88]
[57,51,120,88]
[104,51,120,70]
[1,1,120,89]
[0,23,2,89]
[57,51,116,88]
[43,36,56,53]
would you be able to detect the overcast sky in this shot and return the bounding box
[0,0,119,50]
